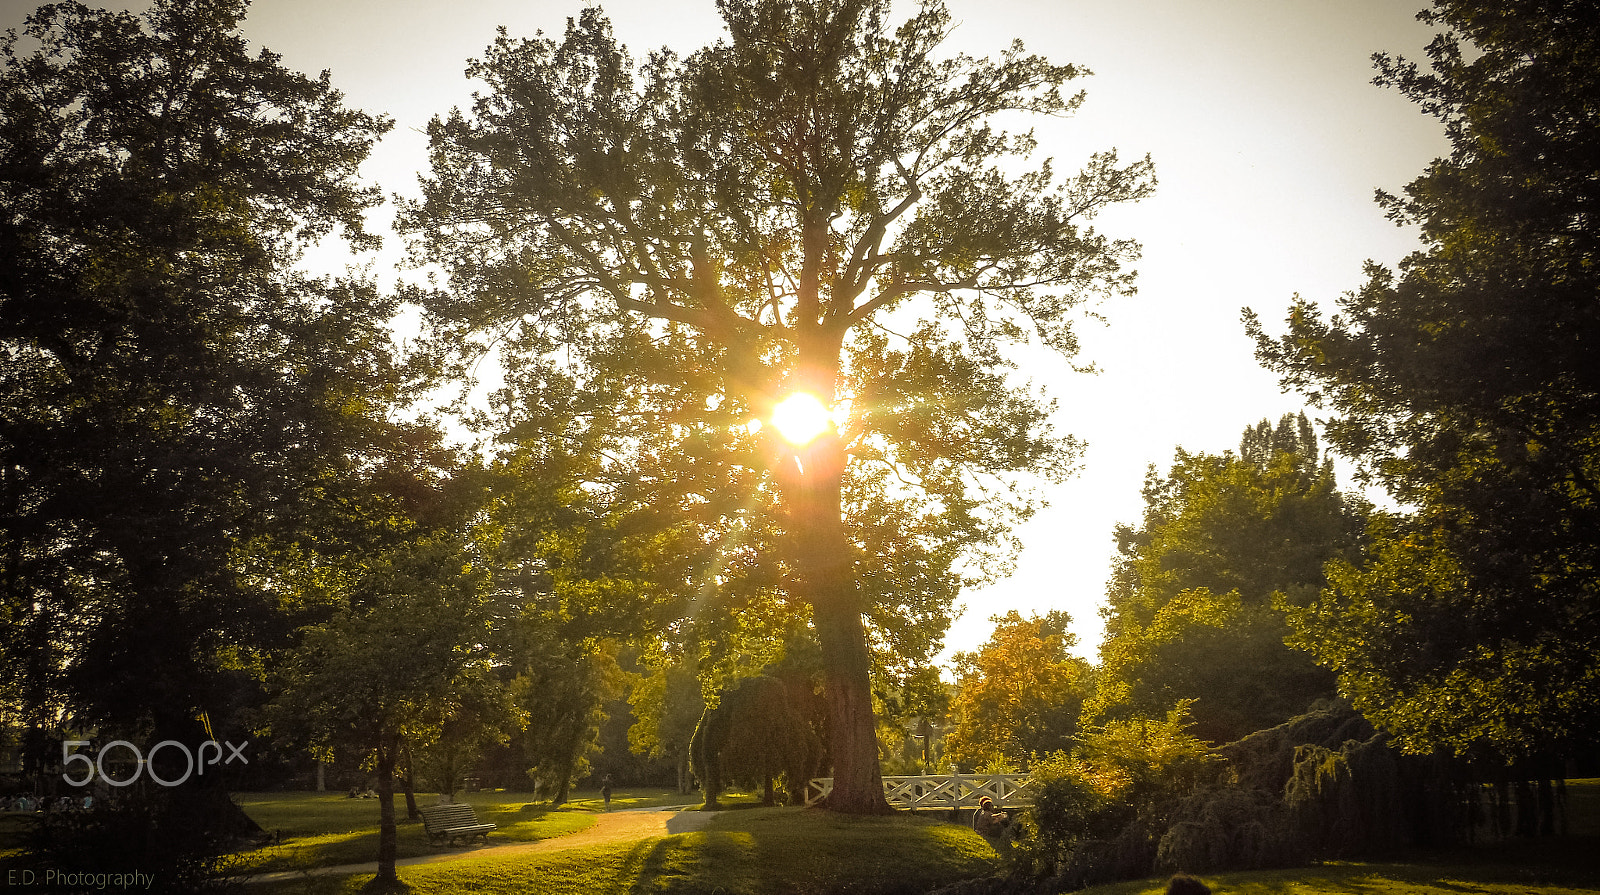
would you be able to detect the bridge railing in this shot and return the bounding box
[803,774,1035,809]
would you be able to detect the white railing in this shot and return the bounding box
[804,774,1035,809]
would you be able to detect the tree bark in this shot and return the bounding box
[788,428,891,814]
[401,741,419,820]
[553,758,571,806]
[373,732,400,888]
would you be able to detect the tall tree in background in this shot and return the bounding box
[400,0,1152,812]
[1090,415,1364,744]
[0,0,396,750]
[627,659,705,793]
[509,628,628,806]
[1248,0,1600,762]
[945,610,1091,771]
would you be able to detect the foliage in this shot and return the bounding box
[509,632,628,806]
[262,529,518,885]
[0,0,399,747]
[875,663,951,775]
[628,659,707,793]
[1091,415,1364,744]
[1247,0,1600,762]
[944,610,1092,771]
[26,789,254,895]
[1009,704,1219,887]
[692,674,822,808]
[1024,752,1123,853]
[398,0,1153,812]
[1074,704,1220,803]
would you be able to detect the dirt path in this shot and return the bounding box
[248,805,718,885]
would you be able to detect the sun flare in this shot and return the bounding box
[770,393,831,445]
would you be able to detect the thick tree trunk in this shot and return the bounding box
[553,759,571,806]
[787,428,891,814]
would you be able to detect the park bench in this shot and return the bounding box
[420,803,496,846]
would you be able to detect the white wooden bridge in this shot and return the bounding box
[804,774,1035,809]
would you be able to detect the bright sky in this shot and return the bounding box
[5,0,1450,662]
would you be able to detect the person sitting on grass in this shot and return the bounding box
[972,797,1010,836]
[1166,872,1211,895]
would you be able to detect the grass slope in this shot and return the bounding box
[252,805,1000,895]
[230,790,605,873]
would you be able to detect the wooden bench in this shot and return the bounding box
[420,803,496,846]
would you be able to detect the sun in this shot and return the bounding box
[770,393,831,445]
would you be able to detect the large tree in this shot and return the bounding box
[400,0,1152,812]
[1089,415,1364,745]
[0,0,396,750]
[1248,0,1600,763]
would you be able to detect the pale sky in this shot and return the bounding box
[5,0,1450,662]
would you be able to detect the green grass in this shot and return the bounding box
[229,789,602,873]
[250,804,1001,895]
[15,780,1598,894]
[0,811,35,861]
[228,786,757,874]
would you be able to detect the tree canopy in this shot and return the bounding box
[399,0,1153,812]
[0,0,399,746]
[944,610,1092,771]
[1089,415,1363,744]
[1248,0,1600,761]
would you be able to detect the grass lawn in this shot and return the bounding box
[229,786,705,874]
[233,781,1599,895]
[1078,854,1600,895]
[249,804,1000,895]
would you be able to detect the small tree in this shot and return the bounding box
[512,632,627,806]
[628,660,706,794]
[692,674,821,808]
[265,538,516,891]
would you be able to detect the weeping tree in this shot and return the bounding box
[691,674,821,807]
[400,0,1153,812]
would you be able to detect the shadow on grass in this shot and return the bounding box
[621,831,760,895]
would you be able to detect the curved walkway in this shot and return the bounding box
[248,804,718,885]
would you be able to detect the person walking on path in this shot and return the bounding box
[601,775,613,810]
